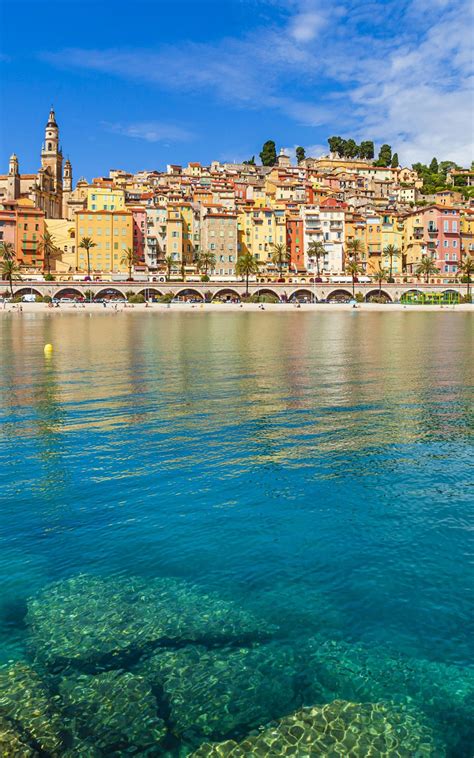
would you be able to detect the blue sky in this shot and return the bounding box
[0,0,472,180]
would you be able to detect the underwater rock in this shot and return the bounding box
[0,661,64,755]
[0,717,38,757]
[190,699,444,757]
[58,670,167,755]
[26,575,276,669]
[137,643,299,744]
[300,637,474,752]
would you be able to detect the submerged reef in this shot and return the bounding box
[26,575,276,670]
[300,637,474,753]
[58,670,167,755]
[0,661,64,755]
[190,699,443,757]
[1,572,470,756]
[136,642,300,743]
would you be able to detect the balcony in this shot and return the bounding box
[427,225,438,234]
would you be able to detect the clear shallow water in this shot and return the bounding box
[0,311,473,756]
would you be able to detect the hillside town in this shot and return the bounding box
[1,109,474,288]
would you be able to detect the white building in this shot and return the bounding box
[301,203,345,274]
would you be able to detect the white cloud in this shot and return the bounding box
[41,0,474,165]
[102,121,194,143]
[289,11,326,41]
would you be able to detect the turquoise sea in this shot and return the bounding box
[0,310,472,756]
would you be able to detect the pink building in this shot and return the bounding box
[131,207,146,264]
[0,206,16,247]
[423,205,460,275]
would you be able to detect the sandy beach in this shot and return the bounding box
[1,301,473,314]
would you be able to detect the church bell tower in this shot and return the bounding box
[41,107,63,192]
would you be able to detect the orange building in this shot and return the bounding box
[0,198,45,268]
[286,216,304,272]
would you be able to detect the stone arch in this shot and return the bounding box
[400,289,424,304]
[365,289,393,303]
[252,288,281,302]
[326,289,353,302]
[174,288,205,301]
[441,289,460,303]
[94,288,127,301]
[212,288,241,302]
[137,288,164,300]
[12,287,43,299]
[54,287,85,301]
[289,289,315,303]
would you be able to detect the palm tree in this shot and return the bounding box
[0,242,15,262]
[38,230,60,276]
[1,258,22,298]
[307,240,326,276]
[457,254,474,300]
[164,255,174,281]
[383,244,400,281]
[197,251,217,277]
[271,242,290,277]
[79,237,96,278]
[416,256,439,284]
[120,247,138,280]
[235,252,259,296]
[373,263,389,296]
[346,259,364,297]
[346,238,365,265]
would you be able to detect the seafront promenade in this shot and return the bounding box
[3,279,472,305]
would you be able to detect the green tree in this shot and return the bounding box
[345,259,364,297]
[120,246,138,279]
[260,140,277,167]
[373,263,389,296]
[328,136,344,156]
[307,240,326,276]
[374,144,392,167]
[346,238,365,264]
[296,146,306,164]
[1,257,22,298]
[235,252,259,296]
[243,157,256,165]
[438,161,458,179]
[416,255,439,284]
[0,241,15,262]
[197,250,217,277]
[79,237,96,277]
[271,242,290,276]
[359,141,374,159]
[383,244,400,281]
[429,157,439,173]
[457,255,474,300]
[344,139,359,158]
[38,230,61,276]
[164,255,174,281]
[391,153,399,168]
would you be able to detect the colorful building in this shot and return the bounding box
[86,186,126,212]
[0,198,45,269]
[75,209,133,273]
[201,212,238,276]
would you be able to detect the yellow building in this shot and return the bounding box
[363,213,382,274]
[378,213,404,275]
[86,186,126,212]
[460,209,474,257]
[402,210,426,272]
[45,218,76,273]
[75,210,133,273]
[166,206,183,268]
[237,206,286,266]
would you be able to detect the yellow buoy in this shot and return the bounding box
[44,343,53,354]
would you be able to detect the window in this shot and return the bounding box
[443,240,448,247]
[444,221,449,231]
[452,221,458,231]
[452,240,457,248]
